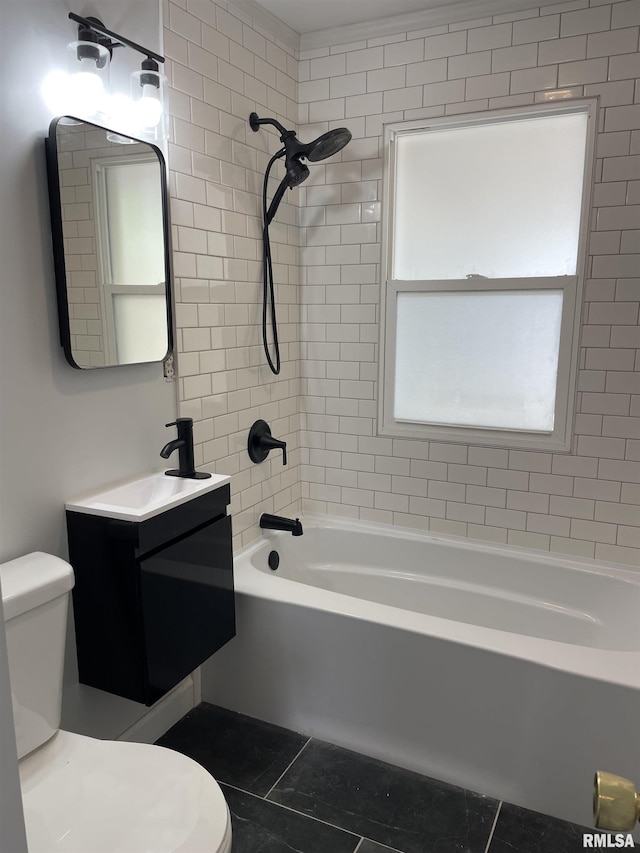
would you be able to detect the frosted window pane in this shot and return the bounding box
[106,161,165,285]
[394,290,563,431]
[113,294,167,364]
[394,112,588,279]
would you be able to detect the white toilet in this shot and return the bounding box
[1,552,232,853]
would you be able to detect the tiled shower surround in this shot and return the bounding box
[165,0,302,549]
[165,0,639,562]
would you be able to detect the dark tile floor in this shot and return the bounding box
[156,703,627,853]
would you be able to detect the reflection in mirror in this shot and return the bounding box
[45,117,172,368]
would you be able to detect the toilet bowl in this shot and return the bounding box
[19,731,232,853]
[1,552,232,853]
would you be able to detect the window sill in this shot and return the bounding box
[378,418,571,453]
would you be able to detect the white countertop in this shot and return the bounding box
[65,471,231,522]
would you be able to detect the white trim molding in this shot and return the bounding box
[117,675,196,744]
[299,0,575,51]
[225,0,586,54]
[227,0,300,51]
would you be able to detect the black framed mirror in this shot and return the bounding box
[45,116,173,369]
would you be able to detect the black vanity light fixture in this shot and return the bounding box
[250,112,352,374]
[42,13,167,141]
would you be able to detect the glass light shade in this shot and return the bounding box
[130,68,167,140]
[66,41,110,119]
[103,94,142,141]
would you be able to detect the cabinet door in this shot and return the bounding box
[140,516,235,704]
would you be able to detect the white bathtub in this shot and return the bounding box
[202,516,640,831]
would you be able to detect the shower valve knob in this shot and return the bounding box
[248,419,287,466]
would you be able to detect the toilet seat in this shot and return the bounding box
[19,729,232,853]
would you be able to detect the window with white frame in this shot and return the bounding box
[378,101,596,451]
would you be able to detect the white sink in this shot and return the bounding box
[65,471,231,522]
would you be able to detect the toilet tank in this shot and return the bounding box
[0,553,74,759]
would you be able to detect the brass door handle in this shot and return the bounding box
[594,771,639,831]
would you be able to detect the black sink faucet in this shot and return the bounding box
[160,418,211,479]
[260,513,303,536]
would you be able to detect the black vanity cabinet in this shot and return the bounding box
[67,484,234,706]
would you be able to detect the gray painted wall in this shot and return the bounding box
[0,0,175,758]
[0,592,27,853]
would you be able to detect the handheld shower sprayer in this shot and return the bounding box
[250,112,352,374]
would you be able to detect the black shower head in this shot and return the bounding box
[305,127,352,162]
[285,157,310,187]
[280,123,352,166]
[251,111,352,224]
[249,112,352,165]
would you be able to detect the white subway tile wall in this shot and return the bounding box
[165,0,301,549]
[166,0,638,562]
[295,0,639,565]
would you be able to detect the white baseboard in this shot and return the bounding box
[117,675,196,744]
[192,665,202,705]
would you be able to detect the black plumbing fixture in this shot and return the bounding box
[249,112,352,375]
[260,514,303,536]
[248,419,287,465]
[268,550,280,570]
[160,417,211,479]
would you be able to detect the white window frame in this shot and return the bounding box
[378,99,598,452]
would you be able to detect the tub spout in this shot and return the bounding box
[260,513,303,536]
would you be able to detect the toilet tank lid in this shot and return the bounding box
[0,553,74,621]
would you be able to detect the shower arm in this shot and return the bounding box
[250,112,290,139]
[251,112,309,162]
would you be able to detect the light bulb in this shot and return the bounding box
[131,61,166,138]
[69,73,104,117]
[65,41,110,120]
[138,84,163,127]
